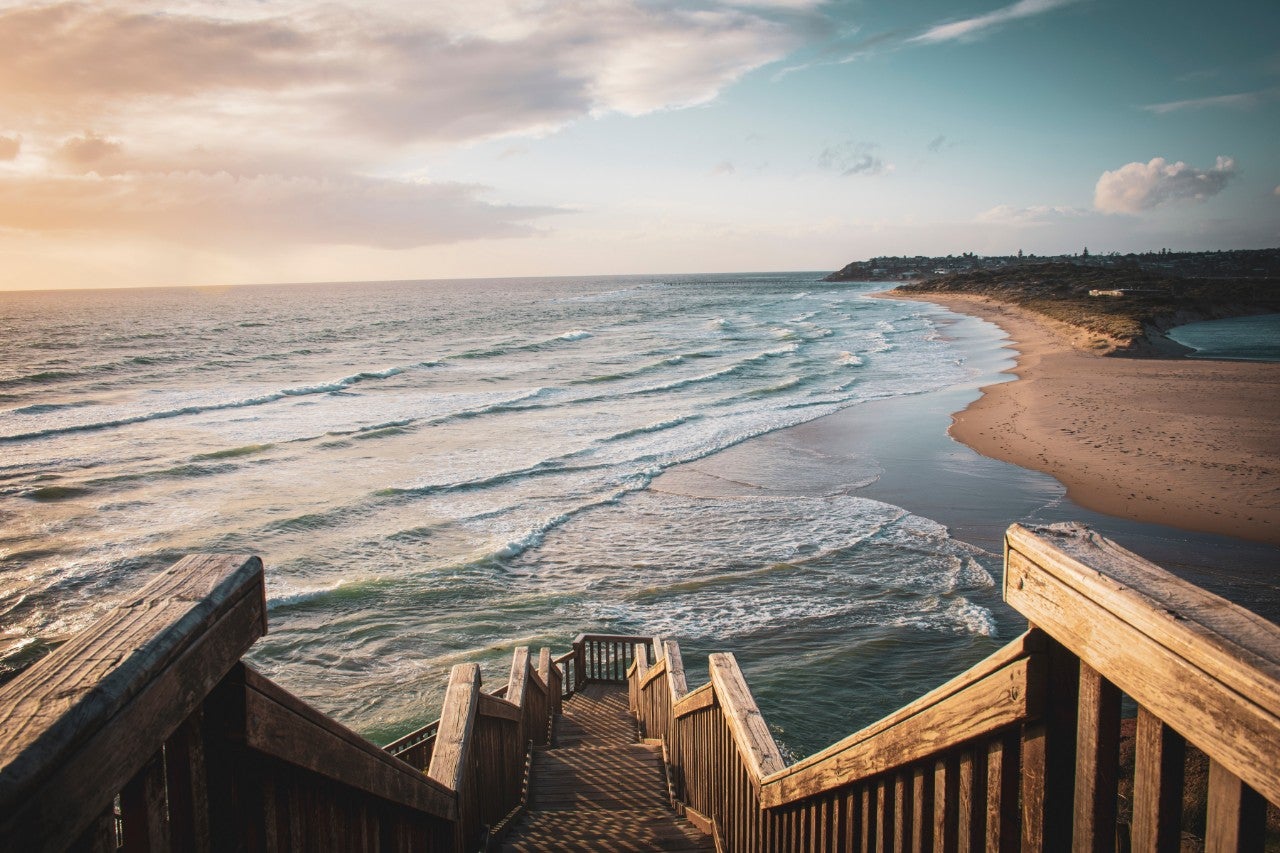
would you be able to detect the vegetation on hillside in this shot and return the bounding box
[892,262,1280,355]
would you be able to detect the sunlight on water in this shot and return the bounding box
[0,274,1014,755]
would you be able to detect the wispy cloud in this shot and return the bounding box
[0,0,813,249]
[976,204,1087,226]
[0,171,561,248]
[818,141,889,176]
[910,0,1077,45]
[1095,156,1236,215]
[1141,89,1276,114]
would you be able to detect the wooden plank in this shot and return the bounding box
[237,666,456,819]
[1130,707,1185,853]
[427,664,481,795]
[506,647,530,710]
[984,734,1018,853]
[1073,664,1121,853]
[665,641,689,699]
[912,765,932,853]
[674,683,717,719]
[1204,760,1265,853]
[641,656,669,690]
[0,555,266,852]
[121,751,169,851]
[932,757,957,853]
[762,631,1042,789]
[1006,525,1280,721]
[165,711,212,853]
[761,656,1041,808]
[476,693,521,722]
[1005,543,1280,806]
[708,654,785,787]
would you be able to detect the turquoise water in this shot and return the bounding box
[1167,313,1280,362]
[0,274,1021,757]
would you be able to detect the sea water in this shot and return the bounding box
[1166,313,1280,362]
[0,274,1020,757]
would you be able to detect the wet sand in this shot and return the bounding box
[890,293,1280,547]
[654,300,1280,622]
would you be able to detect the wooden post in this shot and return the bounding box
[1130,708,1184,853]
[1073,663,1121,853]
[0,554,265,852]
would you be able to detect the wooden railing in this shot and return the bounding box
[630,523,1280,851]
[0,555,457,852]
[6,523,1276,851]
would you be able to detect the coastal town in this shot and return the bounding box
[825,246,1280,282]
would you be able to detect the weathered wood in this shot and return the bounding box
[236,664,457,819]
[164,710,212,853]
[477,693,522,722]
[1073,663,1121,853]
[665,641,689,699]
[933,756,957,853]
[673,682,717,718]
[912,765,932,853]
[761,654,1040,808]
[120,750,169,851]
[641,655,669,690]
[984,734,1018,853]
[537,647,552,686]
[427,664,481,795]
[507,647,531,711]
[0,554,265,852]
[1006,524,1280,806]
[1007,524,1280,718]
[708,654,785,788]
[1130,707,1185,853]
[1204,760,1265,853]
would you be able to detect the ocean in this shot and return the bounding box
[0,273,1022,758]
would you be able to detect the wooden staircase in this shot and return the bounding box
[501,683,714,852]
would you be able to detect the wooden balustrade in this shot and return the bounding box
[630,523,1280,852]
[5,523,1278,851]
[0,554,457,852]
[571,633,654,684]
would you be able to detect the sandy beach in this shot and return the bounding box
[887,292,1280,546]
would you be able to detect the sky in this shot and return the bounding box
[0,0,1277,290]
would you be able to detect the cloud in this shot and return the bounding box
[1274,185,1280,197]
[712,160,736,176]
[818,142,889,176]
[0,170,561,248]
[1140,89,1276,114]
[55,131,124,173]
[0,136,18,160]
[911,0,1077,44]
[0,1,815,251]
[976,204,1088,226]
[1094,156,1236,215]
[926,134,949,153]
[0,2,803,145]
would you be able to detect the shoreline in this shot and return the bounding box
[654,294,1280,620]
[881,291,1280,547]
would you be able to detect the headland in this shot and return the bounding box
[873,259,1280,547]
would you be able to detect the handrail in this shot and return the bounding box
[9,524,1279,851]
[1005,522,1280,805]
[0,554,267,851]
[631,523,1280,851]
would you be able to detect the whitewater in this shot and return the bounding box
[0,273,1018,756]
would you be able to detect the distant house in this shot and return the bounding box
[1089,288,1168,297]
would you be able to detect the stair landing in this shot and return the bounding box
[500,684,714,852]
